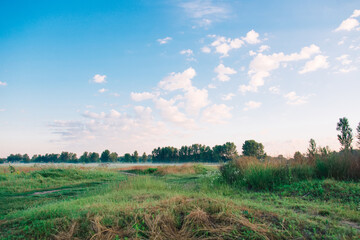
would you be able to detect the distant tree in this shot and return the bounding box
[357,122,360,148]
[22,154,30,163]
[319,146,331,157]
[336,117,353,151]
[213,142,238,162]
[307,139,317,161]
[124,153,131,162]
[132,151,139,163]
[100,150,111,162]
[79,152,89,163]
[293,151,303,162]
[89,152,100,162]
[109,152,118,162]
[142,152,148,162]
[242,140,266,159]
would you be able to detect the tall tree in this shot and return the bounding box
[242,140,265,159]
[141,152,148,162]
[131,151,139,163]
[79,152,89,163]
[89,152,100,162]
[124,153,131,162]
[109,152,118,162]
[100,150,111,162]
[336,117,353,151]
[307,138,317,161]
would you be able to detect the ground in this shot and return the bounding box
[0,164,359,239]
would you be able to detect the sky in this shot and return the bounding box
[0,0,360,157]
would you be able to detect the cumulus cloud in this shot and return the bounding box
[284,92,309,105]
[335,9,360,32]
[184,87,210,115]
[180,49,194,56]
[180,0,229,27]
[98,88,108,93]
[258,45,270,53]
[0,81,7,86]
[269,86,280,94]
[336,54,352,65]
[131,92,155,102]
[222,93,235,101]
[337,66,357,73]
[242,30,261,44]
[154,97,195,128]
[92,74,106,83]
[243,101,262,111]
[157,37,172,44]
[202,104,232,124]
[158,67,196,91]
[201,46,211,53]
[299,55,329,74]
[239,44,321,93]
[214,64,237,82]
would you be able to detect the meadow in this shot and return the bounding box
[0,161,359,240]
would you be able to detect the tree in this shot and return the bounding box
[109,152,118,162]
[293,151,303,162]
[142,152,148,162]
[307,138,317,161]
[89,152,100,162]
[131,151,139,163]
[242,140,266,159]
[357,122,360,148]
[124,153,131,162]
[79,152,89,163]
[336,117,353,151]
[100,150,111,162]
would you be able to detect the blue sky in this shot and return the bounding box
[1,0,360,157]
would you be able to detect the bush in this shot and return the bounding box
[220,157,314,190]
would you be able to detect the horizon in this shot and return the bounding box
[1,0,360,158]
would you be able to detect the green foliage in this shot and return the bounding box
[242,140,266,159]
[100,149,110,162]
[337,117,353,151]
[357,122,360,148]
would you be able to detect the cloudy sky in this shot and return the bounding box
[1,0,360,157]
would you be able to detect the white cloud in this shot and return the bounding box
[299,55,329,74]
[0,109,6,112]
[154,97,195,128]
[214,64,237,82]
[158,67,195,91]
[351,9,360,18]
[157,37,172,44]
[98,88,108,93]
[131,92,155,102]
[108,109,121,118]
[82,110,106,119]
[258,45,270,53]
[0,81,7,86]
[249,50,256,56]
[335,10,360,32]
[243,101,262,111]
[180,49,194,56]
[110,92,120,97]
[337,66,357,73]
[184,87,210,115]
[222,93,235,101]
[207,83,216,89]
[239,44,321,93]
[336,54,352,65]
[180,0,229,27]
[202,104,232,124]
[284,92,308,105]
[93,74,106,84]
[269,86,280,94]
[210,36,244,57]
[242,30,261,44]
[201,46,211,53]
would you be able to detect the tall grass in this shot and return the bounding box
[220,151,360,190]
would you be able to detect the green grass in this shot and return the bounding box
[0,166,360,239]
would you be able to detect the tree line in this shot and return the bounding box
[1,117,359,164]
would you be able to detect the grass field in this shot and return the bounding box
[0,164,360,239]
